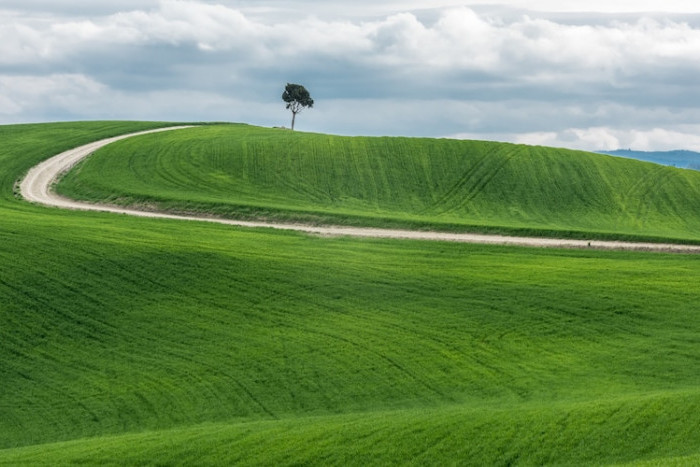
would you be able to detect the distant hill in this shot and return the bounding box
[597,149,700,170]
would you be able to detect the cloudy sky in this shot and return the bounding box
[2,1,700,151]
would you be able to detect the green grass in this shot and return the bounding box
[57,123,700,242]
[1,122,700,465]
[4,390,700,466]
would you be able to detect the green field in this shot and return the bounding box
[58,123,700,242]
[1,122,700,465]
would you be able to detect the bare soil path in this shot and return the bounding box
[19,126,700,253]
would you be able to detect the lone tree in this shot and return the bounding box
[282,83,313,130]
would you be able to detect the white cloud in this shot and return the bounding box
[5,2,700,73]
[510,126,700,152]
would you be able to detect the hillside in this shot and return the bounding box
[58,124,700,242]
[1,122,700,465]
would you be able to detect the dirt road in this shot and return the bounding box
[18,126,700,253]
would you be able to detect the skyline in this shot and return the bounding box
[2,1,700,151]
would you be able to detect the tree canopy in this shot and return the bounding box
[282,83,314,130]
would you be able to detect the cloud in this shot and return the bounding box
[1,1,700,150]
[6,2,700,73]
[459,1,700,14]
[0,70,279,124]
[461,126,700,152]
[0,74,106,119]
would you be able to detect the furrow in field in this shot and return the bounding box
[427,144,500,214]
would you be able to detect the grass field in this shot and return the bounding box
[1,122,700,465]
[57,123,700,242]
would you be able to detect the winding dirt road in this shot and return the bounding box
[19,126,700,253]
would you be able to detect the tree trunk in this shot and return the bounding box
[291,111,297,131]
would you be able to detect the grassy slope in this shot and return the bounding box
[4,391,700,466]
[1,122,700,465]
[58,123,700,242]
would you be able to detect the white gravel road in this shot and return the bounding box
[18,126,700,253]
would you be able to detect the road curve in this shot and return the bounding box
[19,126,700,254]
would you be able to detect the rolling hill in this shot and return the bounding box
[1,122,700,465]
[57,123,700,243]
